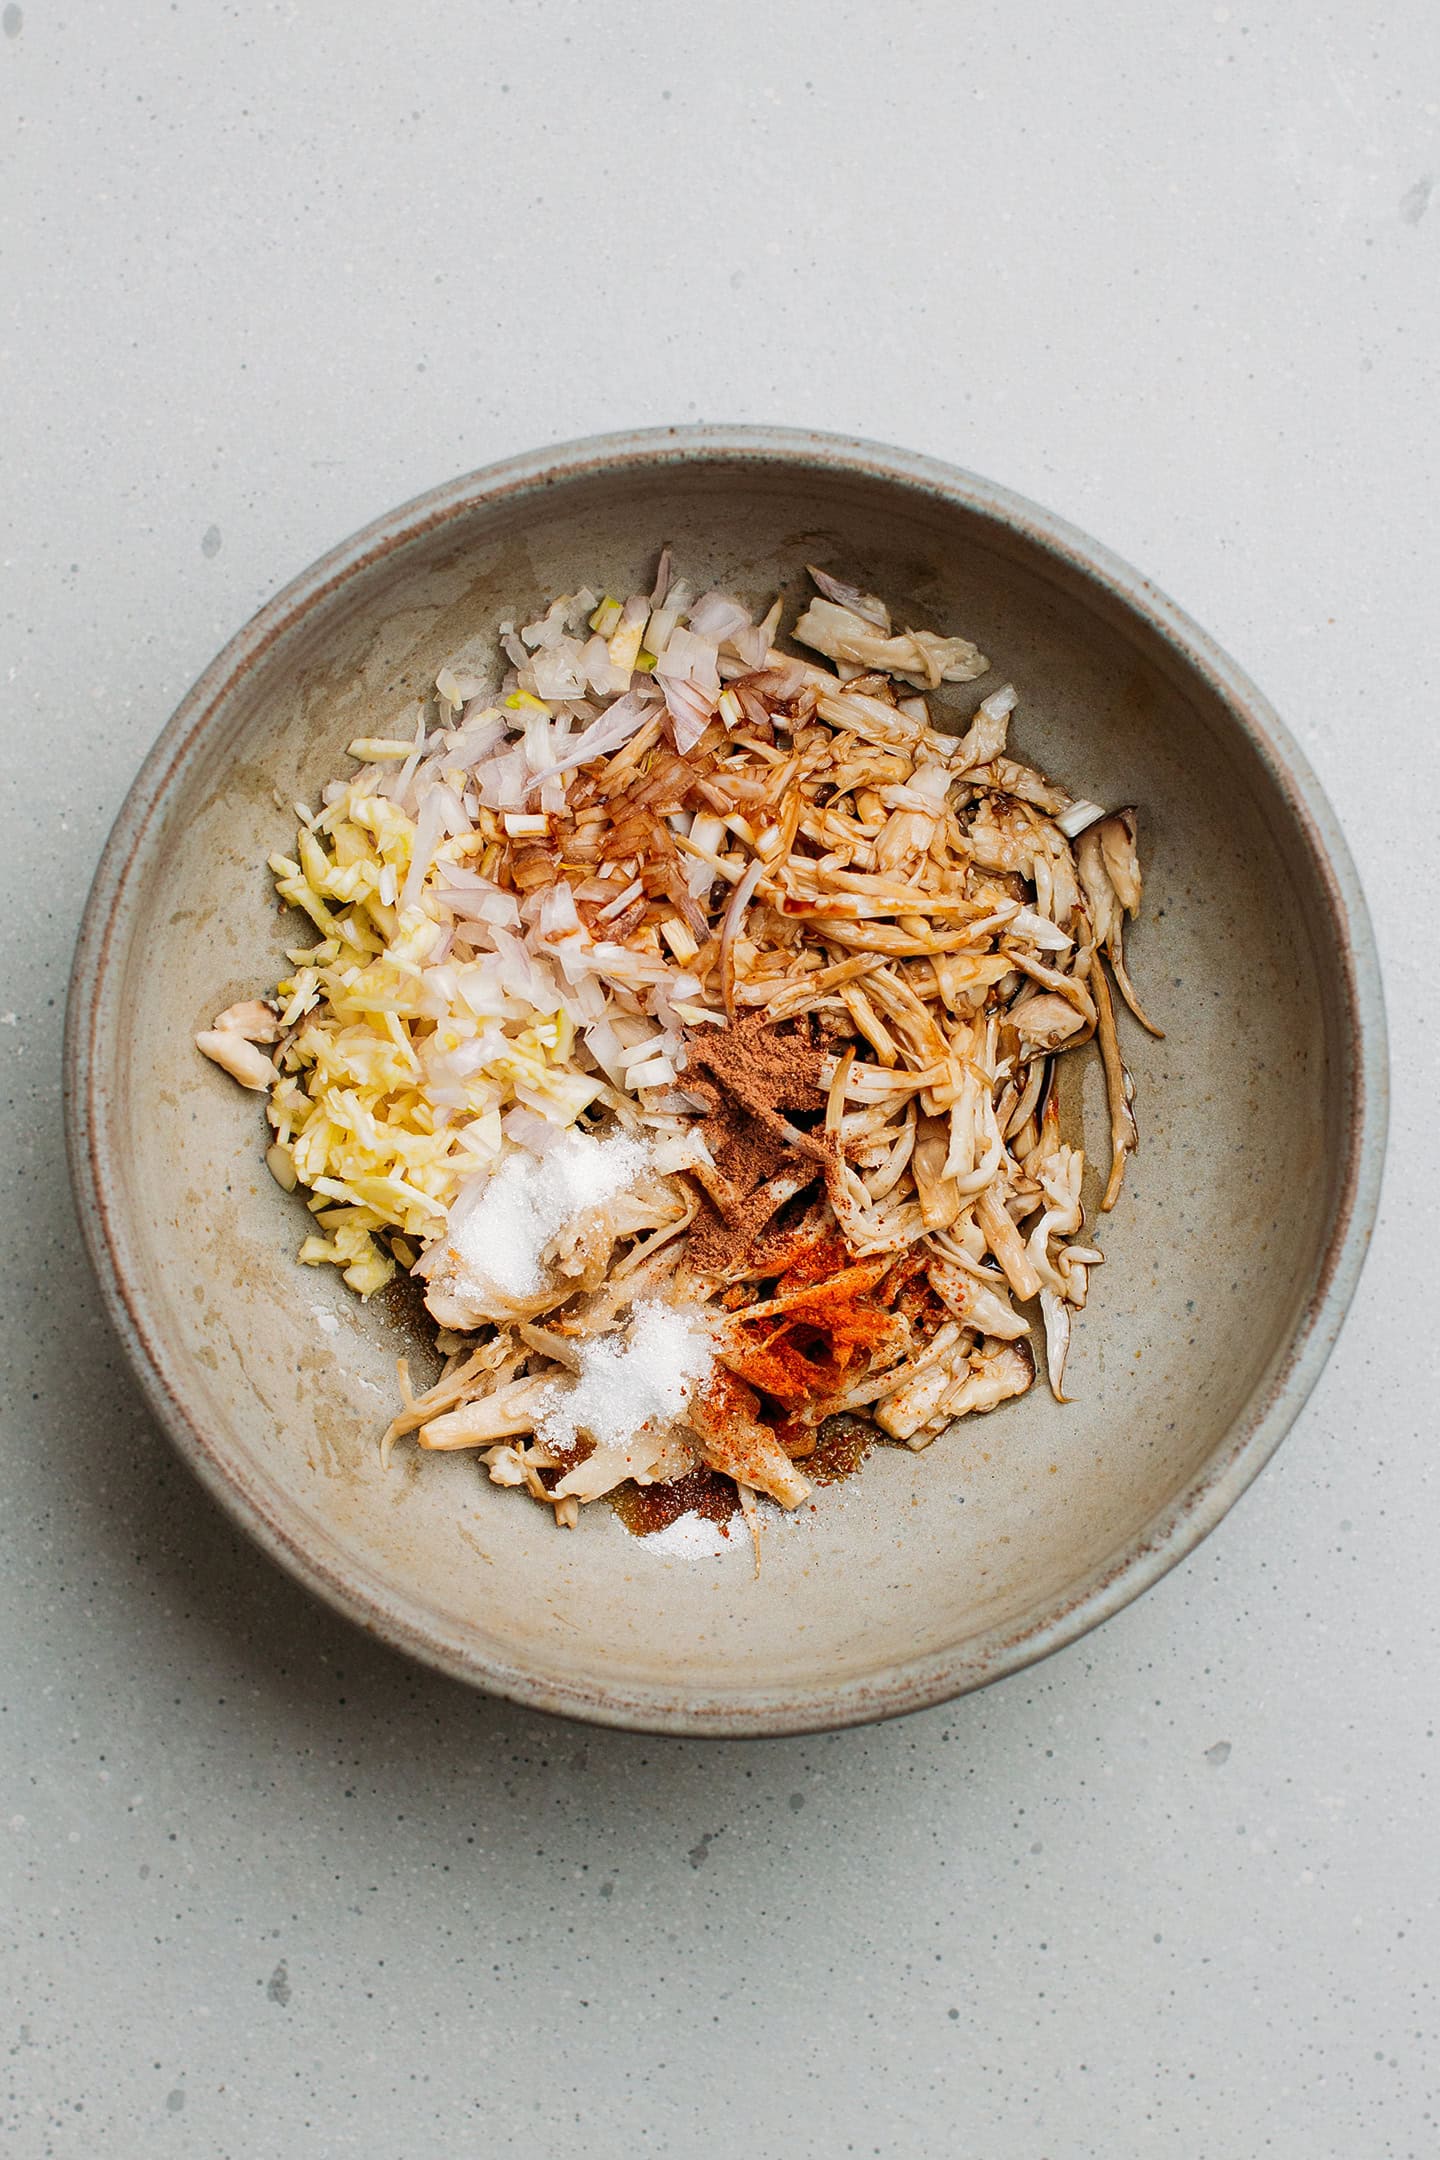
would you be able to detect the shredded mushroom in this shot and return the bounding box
[197,559,1156,1548]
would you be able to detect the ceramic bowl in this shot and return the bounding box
[65,428,1387,1735]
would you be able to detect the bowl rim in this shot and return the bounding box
[64,424,1389,1737]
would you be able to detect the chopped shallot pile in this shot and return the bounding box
[196,557,1158,1545]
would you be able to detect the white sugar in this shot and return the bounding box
[536,1302,712,1455]
[637,1510,739,1559]
[446,1127,649,1305]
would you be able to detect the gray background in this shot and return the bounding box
[3,3,1437,2154]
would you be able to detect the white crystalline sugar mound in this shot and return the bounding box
[638,1511,738,1559]
[536,1302,712,1455]
[446,1128,649,1304]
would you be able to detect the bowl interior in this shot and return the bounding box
[81,449,1355,1728]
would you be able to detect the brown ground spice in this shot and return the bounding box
[680,1015,832,1277]
[685,1012,827,1128]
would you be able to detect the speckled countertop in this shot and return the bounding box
[4,5,1437,2155]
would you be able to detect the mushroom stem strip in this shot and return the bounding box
[1091,959,1139,1212]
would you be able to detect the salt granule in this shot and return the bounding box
[446,1128,648,1305]
[536,1302,712,1455]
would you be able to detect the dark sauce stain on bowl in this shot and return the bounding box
[610,1466,740,1538]
[609,1412,880,1538]
[535,1437,593,1493]
[803,1412,878,1485]
[372,1265,443,1364]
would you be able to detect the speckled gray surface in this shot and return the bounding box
[3,4,1437,2155]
